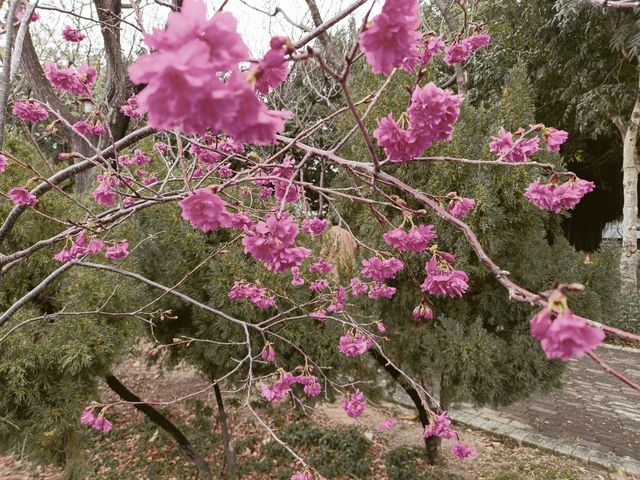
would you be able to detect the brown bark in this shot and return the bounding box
[370,349,440,464]
[214,383,237,479]
[303,0,341,69]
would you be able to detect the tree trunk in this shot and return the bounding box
[370,349,440,464]
[104,374,212,480]
[213,383,237,480]
[303,0,342,69]
[620,75,640,301]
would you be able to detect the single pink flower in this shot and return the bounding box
[302,217,329,236]
[448,196,476,218]
[0,154,8,172]
[253,36,290,94]
[545,127,569,152]
[261,343,276,362]
[361,256,403,283]
[339,333,372,357]
[342,389,366,418]
[8,187,37,206]
[537,309,604,360]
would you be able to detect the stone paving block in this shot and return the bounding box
[552,443,576,457]
[509,429,529,444]
[571,446,594,464]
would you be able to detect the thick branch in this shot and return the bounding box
[0,1,22,148]
[588,0,640,8]
[104,374,212,479]
[303,0,342,69]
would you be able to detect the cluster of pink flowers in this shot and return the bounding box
[105,240,129,260]
[447,194,476,218]
[128,0,289,144]
[252,36,291,94]
[342,389,366,418]
[12,99,49,122]
[302,217,329,236]
[420,254,469,297]
[412,301,433,320]
[179,189,234,232]
[93,175,119,206]
[243,212,310,272]
[338,332,373,357]
[374,83,462,162]
[524,176,594,213]
[80,408,112,433]
[45,62,97,96]
[62,25,85,42]
[54,232,106,262]
[8,187,37,206]
[260,370,322,402]
[0,154,7,172]
[309,279,329,292]
[443,33,490,65]
[73,120,107,137]
[361,256,403,282]
[423,411,456,439]
[16,8,40,23]
[368,283,397,299]
[402,34,445,72]
[530,307,604,360]
[258,156,299,203]
[489,128,540,163]
[228,281,276,309]
[359,0,421,75]
[383,224,437,252]
[350,277,369,296]
[120,95,144,120]
[309,260,334,274]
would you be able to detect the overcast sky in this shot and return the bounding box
[31,0,379,59]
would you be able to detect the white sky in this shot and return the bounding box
[30,0,378,59]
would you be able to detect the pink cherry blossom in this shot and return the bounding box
[374,114,422,162]
[535,309,604,360]
[448,196,476,218]
[303,381,322,397]
[424,411,456,439]
[80,407,113,433]
[339,332,373,357]
[361,256,403,283]
[73,120,107,136]
[350,277,369,296]
[407,83,463,148]
[120,95,144,120]
[412,302,433,320]
[359,0,421,75]
[260,372,295,402]
[16,8,39,23]
[451,443,476,460]
[420,256,469,297]
[309,260,334,274]
[253,36,290,94]
[368,283,396,299]
[342,389,366,418]
[45,62,96,96]
[302,217,329,236]
[291,473,313,480]
[0,154,7,172]
[242,212,310,272]
[92,175,118,206]
[544,128,569,152]
[402,35,445,71]
[105,240,129,260]
[12,99,48,122]
[8,187,37,206]
[62,25,85,42]
[444,41,472,65]
[261,343,276,362]
[309,279,329,292]
[383,224,437,253]
[524,177,594,213]
[489,128,540,163]
[228,281,275,308]
[179,188,232,232]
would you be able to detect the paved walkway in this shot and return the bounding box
[456,344,640,467]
